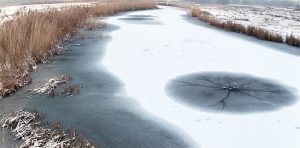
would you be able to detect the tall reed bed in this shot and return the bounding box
[191,6,285,43]
[156,1,193,8]
[191,6,300,46]
[286,34,300,47]
[190,6,300,47]
[0,1,156,96]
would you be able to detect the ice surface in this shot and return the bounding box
[103,6,300,148]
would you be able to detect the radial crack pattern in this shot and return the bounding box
[209,90,232,109]
[166,72,296,113]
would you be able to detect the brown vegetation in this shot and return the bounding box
[0,1,156,97]
[286,34,300,47]
[156,1,192,8]
[191,6,284,43]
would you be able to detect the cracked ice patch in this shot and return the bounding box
[166,72,297,113]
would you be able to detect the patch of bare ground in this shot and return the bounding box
[0,1,156,97]
[0,109,94,147]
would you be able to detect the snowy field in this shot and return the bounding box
[0,2,93,24]
[103,6,300,148]
[0,2,94,95]
[198,5,300,38]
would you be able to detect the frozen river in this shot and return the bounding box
[103,6,300,148]
[1,6,300,148]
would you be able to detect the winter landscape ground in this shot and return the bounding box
[0,0,300,148]
[197,5,300,39]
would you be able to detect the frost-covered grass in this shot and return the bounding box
[191,5,300,46]
[29,75,83,97]
[0,109,94,147]
[0,1,156,97]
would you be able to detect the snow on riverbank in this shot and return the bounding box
[197,5,300,38]
[103,6,300,148]
[0,2,93,24]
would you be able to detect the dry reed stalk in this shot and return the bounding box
[0,1,156,97]
[190,6,285,43]
[286,34,300,47]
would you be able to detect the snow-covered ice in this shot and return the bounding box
[103,6,300,148]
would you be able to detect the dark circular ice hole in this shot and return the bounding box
[165,72,297,113]
[119,17,155,21]
[119,15,155,21]
[128,15,154,18]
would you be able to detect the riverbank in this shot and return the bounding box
[1,109,95,147]
[191,5,300,46]
[159,2,300,47]
[0,1,156,97]
[0,11,197,147]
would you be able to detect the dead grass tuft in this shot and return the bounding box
[0,109,95,147]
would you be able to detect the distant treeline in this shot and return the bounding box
[184,0,300,7]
